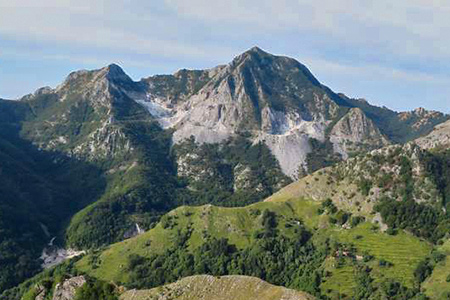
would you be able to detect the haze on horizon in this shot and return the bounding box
[0,0,449,113]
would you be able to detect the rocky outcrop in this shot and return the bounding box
[398,107,446,131]
[20,64,148,162]
[120,275,315,300]
[330,108,390,159]
[52,276,86,300]
[415,119,450,149]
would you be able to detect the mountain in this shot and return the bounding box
[136,47,448,178]
[120,275,315,300]
[0,47,449,296]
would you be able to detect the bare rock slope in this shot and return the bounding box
[120,275,315,300]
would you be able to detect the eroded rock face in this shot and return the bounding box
[398,107,446,131]
[415,119,450,149]
[20,64,146,162]
[136,47,340,179]
[52,276,86,300]
[330,108,390,159]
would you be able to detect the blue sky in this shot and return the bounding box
[0,0,449,112]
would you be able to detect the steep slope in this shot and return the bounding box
[0,102,104,291]
[11,65,182,250]
[137,47,345,178]
[19,64,147,162]
[329,107,390,159]
[415,119,450,149]
[120,275,315,300]
[267,143,444,217]
[136,48,448,179]
[1,47,449,294]
[0,60,291,255]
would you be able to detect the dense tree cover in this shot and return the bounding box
[126,211,325,296]
[0,92,293,290]
[74,278,118,300]
[173,136,291,207]
[0,258,81,300]
[306,138,342,174]
[0,126,105,291]
[375,198,450,243]
[66,130,291,249]
[423,149,450,209]
[65,121,181,248]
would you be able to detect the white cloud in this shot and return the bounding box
[301,57,450,85]
[164,0,450,60]
[0,0,235,60]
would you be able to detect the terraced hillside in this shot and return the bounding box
[423,240,450,299]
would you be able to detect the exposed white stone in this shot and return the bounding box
[52,276,86,300]
[40,237,85,269]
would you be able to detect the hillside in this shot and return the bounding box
[120,275,315,300]
[70,191,433,299]
[7,194,433,299]
[0,115,104,290]
[6,139,450,299]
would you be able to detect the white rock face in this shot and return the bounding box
[131,49,392,180]
[137,90,330,179]
[52,276,86,300]
[40,237,85,269]
[253,113,328,178]
[254,131,311,179]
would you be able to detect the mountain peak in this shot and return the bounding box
[105,63,124,73]
[231,46,273,65]
[246,46,268,54]
[100,63,130,81]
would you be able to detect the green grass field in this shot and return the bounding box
[76,193,432,298]
[76,198,323,283]
[332,222,432,287]
[423,240,450,299]
[321,258,357,298]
